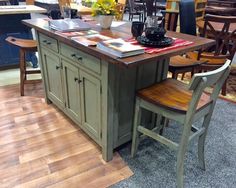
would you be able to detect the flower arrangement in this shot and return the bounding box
[91,0,118,16]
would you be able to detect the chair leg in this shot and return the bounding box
[19,49,25,96]
[181,73,185,80]
[221,79,227,96]
[198,112,213,170]
[176,119,193,188]
[176,145,186,188]
[131,99,141,157]
[172,71,178,79]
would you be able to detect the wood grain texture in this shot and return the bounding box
[137,78,211,113]
[0,83,133,188]
[22,19,215,68]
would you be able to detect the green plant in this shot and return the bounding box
[91,0,118,16]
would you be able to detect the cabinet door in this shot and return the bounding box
[80,70,101,143]
[62,60,81,124]
[41,50,64,109]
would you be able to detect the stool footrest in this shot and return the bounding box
[138,126,179,150]
[25,70,41,74]
[24,79,42,84]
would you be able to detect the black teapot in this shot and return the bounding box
[145,27,166,41]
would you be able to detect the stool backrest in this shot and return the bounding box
[183,60,231,123]
[195,0,207,21]
[188,59,231,106]
[179,0,196,35]
[201,14,236,61]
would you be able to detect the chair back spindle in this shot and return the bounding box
[189,59,231,100]
[200,14,236,61]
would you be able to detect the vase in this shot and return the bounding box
[98,15,113,29]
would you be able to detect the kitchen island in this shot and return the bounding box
[22,18,214,161]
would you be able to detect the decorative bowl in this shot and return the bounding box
[145,27,166,41]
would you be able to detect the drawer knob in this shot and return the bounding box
[43,40,51,45]
[71,54,83,61]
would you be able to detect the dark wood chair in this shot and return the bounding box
[168,0,206,79]
[128,0,145,21]
[131,60,231,188]
[187,14,236,95]
[5,37,41,96]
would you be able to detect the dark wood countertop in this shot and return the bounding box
[22,18,215,68]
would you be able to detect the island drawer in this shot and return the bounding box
[39,33,59,53]
[60,43,101,74]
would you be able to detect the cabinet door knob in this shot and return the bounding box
[56,65,61,69]
[74,77,82,84]
[77,56,83,61]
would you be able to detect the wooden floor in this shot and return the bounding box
[0,83,133,188]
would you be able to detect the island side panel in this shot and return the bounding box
[107,58,170,152]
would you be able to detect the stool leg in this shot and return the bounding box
[172,71,178,79]
[198,111,213,170]
[19,49,25,96]
[221,79,227,96]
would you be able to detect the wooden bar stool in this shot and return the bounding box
[6,36,41,96]
[167,0,207,80]
[131,60,231,188]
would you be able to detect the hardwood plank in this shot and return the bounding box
[47,153,128,188]
[0,83,133,187]
[14,157,102,188]
[19,132,88,163]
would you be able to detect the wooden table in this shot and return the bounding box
[0,5,46,15]
[0,5,46,68]
[22,18,214,161]
[70,3,92,15]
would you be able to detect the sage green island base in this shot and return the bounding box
[37,32,169,161]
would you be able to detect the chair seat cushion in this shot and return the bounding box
[137,78,211,113]
[169,55,206,68]
[187,52,227,65]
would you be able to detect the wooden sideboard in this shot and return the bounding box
[22,19,214,161]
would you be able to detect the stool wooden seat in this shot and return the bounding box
[5,36,41,96]
[169,56,206,79]
[137,78,210,113]
[131,60,231,188]
[166,0,207,80]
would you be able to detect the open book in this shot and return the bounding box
[97,38,145,58]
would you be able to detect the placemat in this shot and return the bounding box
[127,37,194,54]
